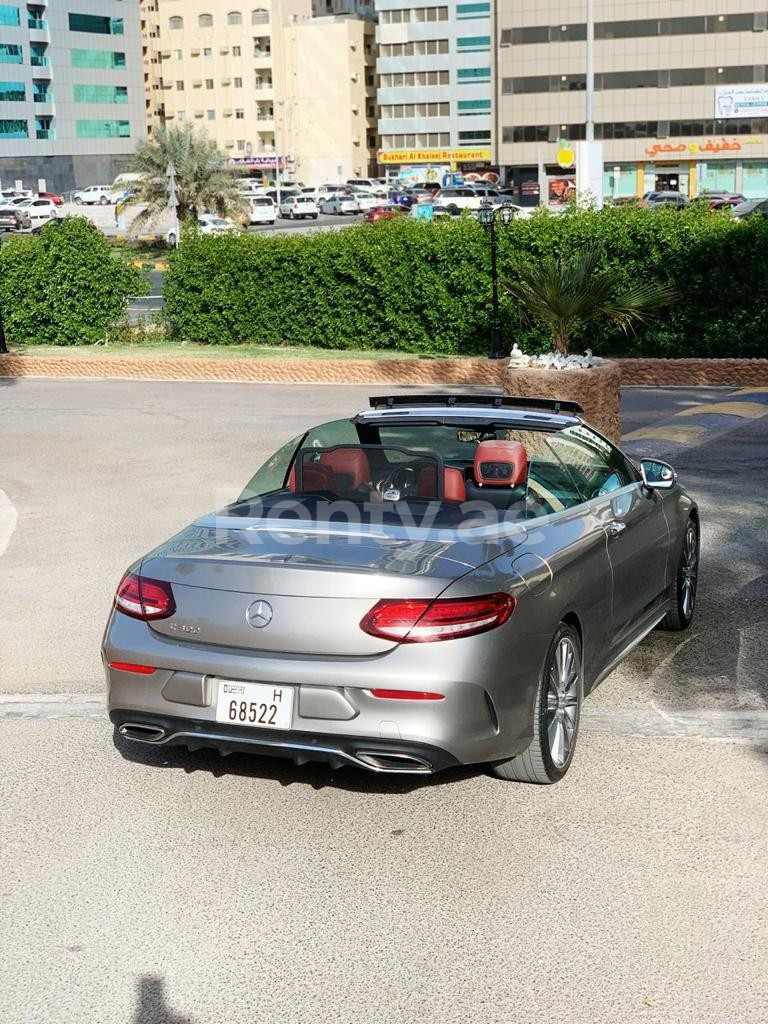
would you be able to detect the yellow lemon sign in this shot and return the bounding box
[557,145,575,168]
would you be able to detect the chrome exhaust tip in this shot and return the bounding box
[118,722,166,743]
[355,751,433,774]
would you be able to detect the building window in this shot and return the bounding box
[506,13,768,44]
[235,108,244,118]
[203,47,212,58]
[380,39,449,56]
[177,111,186,121]
[252,8,269,24]
[381,7,448,23]
[380,132,450,147]
[0,4,20,26]
[232,45,241,56]
[74,83,128,103]
[457,67,490,83]
[380,70,450,87]
[234,76,242,87]
[0,80,24,101]
[75,119,131,138]
[199,13,214,27]
[176,80,184,90]
[206,109,215,119]
[71,48,126,69]
[169,16,183,29]
[227,11,243,25]
[68,13,124,35]
[456,35,491,51]
[205,78,213,89]
[457,2,490,18]
[458,130,491,142]
[0,117,27,137]
[380,102,449,117]
[0,43,23,64]
[32,80,51,101]
[174,49,182,59]
[457,98,491,113]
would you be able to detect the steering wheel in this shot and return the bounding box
[378,465,418,499]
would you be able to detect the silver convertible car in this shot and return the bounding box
[103,394,699,784]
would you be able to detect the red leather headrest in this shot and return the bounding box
[318,448,370,489]
[473,440,527,487]
[444,467,466,502]
[287,463,336,492]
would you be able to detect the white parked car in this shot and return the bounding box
[320,194,359,215]
[346,178,379,190]
[15,197,59,225]
[315,184,348,199]
[72,185,113,206]
[279,194,319,220]
[350,191,380,212]
[197,214,239,235]
[433,187,485,212]
[247,195,277,224]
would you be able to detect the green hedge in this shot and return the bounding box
[0,217,146,345]
[162,207,768,358]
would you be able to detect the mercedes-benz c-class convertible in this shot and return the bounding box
[103,394,699,784]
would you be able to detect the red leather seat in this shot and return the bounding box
[444,467,466,502]
[318,448,371,489]
[472,440,528,488]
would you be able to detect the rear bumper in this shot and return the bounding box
[110,709,460,775]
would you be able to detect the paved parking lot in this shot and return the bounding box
[1,379,766,1024]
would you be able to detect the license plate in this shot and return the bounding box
[215,680,294,731]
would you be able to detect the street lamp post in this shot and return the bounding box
[166,159,180,248]
[477,203,516,360]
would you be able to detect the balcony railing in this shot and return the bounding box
[28,18,47,29]
[30,55,50,66]
[33,93,52,102]
[36,128,54,139]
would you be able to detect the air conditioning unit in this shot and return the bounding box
[351,104,359,114]
[220,45,229,54]
[194,109,204,117]
[192,79,202,88]
[223,108,233,117]
[225,139,235,148]
[350,73,359,82]
[191,47,201,56]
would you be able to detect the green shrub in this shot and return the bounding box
[0,217,146,345]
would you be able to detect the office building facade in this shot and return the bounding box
[496,0,768,201]
[0,0,145,192]
[375,0,496,183]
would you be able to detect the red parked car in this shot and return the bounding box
[363,205,408,223]
[37,191,63,206]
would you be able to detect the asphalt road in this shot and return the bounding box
[1,379,766,1024]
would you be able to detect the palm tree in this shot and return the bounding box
[125,124,247,233]
[503,245,676,356]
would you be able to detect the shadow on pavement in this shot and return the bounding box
[134,976,197,1024]
[112,729,481,793]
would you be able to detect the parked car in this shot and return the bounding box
[320,194,359,215]
[72,185,113,206]
[362,205,409,223]
[197,214,238,235]
[433,187,485,213]
[731,197,768,220]
[350,191,380,212]
[708,197,743,211]
[642,191,688,209]
[104,392,700,785]
[346,177,380,190]
[246,196,277,225]
[279,195,319,220]
[37,191,63,206]
[1,188,32,202]
[14,197,59,225]
[0,206,31,231]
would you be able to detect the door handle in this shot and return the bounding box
[608,521,627,537]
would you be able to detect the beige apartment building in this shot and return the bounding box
[140,0,164,138]
[154,0,378,182]
[496,0,768,201]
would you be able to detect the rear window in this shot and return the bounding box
[252,198,272,206]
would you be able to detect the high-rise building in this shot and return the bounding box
[374,0,496,184]
[140,0,165,138]
[156,0,379,183]
[496,1,768,202]
[0,0,146,192]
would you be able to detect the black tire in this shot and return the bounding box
[447,204,460,216]
[312,214,318,220]
[167,232,177,247]
[99,195,109,206]
[74,197,83,205]
[659,518,699,631]
[491,623,583,784]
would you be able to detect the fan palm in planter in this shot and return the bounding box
[501,245,676,441]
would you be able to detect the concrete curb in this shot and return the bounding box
[1,353,768,388]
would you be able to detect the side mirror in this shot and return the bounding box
[640,458,677,490]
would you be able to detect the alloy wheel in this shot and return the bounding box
[681,524,698,620]
[545,636,580,768]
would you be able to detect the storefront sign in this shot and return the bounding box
[229,155,278,168]
[556,144,575,169]
[715,85,768,120]
[644,138,763,157]
[378,148,491,164]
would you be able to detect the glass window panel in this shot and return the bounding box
[74,83,129,103]
[0,4,19,26]
[0,43,22,63]
[76,119,131,138]
[0,117,27,137]
[0,80,24,101]
[71,48,126,69]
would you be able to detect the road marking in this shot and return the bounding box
[622,386,768,448]
[674,400,768,418]
[1,693,767,740]
[622,423,708,443]
[0,489,17,558]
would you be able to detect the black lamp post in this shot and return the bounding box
[477,202,516,359]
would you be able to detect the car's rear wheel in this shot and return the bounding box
[659,518,699,631]
[74,197,83,205]
[491,623,582,784]
[99,195,109,205]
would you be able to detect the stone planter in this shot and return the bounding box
[502,359,622,442]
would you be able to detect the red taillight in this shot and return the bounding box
[370,689,445,700]
[108,661,156,674]
[360,593,515,643]
[114,571,176,621]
